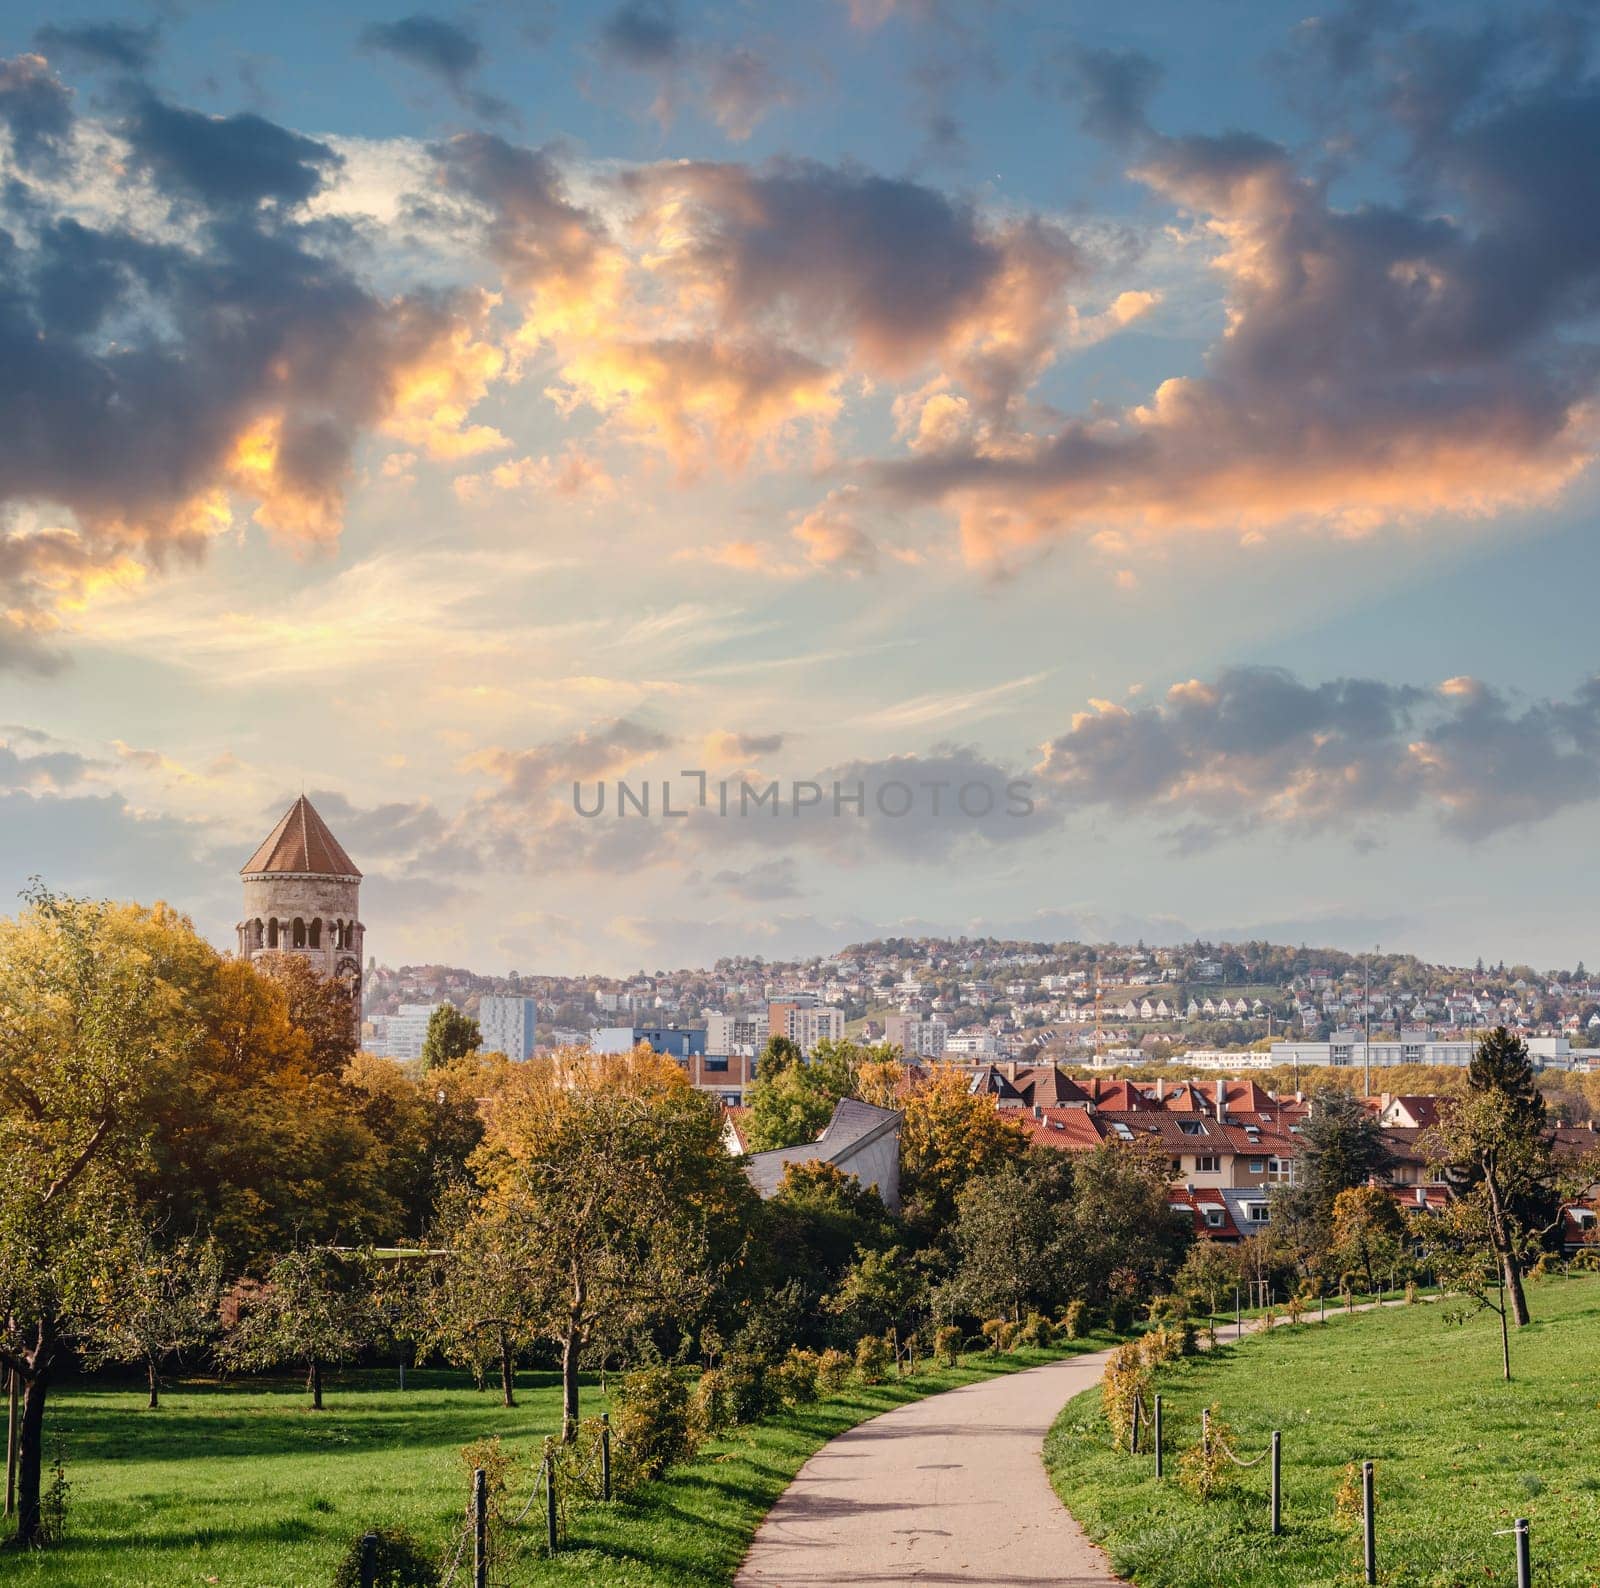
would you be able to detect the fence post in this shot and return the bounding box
[1153,1394,1163,1479]
[358,1531,380,1588]
[1362,1460,1376,1585]
[1131,1390,1141,1455]
[545,1444,558,1557]
[1270,1431,1281,1536]
[1513,1517,1531,1588]
[472,1467,488,1588]
[1235,1290,1242,1338]
[1201,1407,1210,1455]
[601,1412,612,1502]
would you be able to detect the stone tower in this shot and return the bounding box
[237,795,364,1020]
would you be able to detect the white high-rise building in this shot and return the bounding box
[479,994,539,1060]
[363,1002,444,1062]
[707,1011,769,1056]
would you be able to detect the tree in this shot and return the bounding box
[0,890,198,1547]
[1329,1185,1406,1294]
[1063,1141,1191,1308]
[828,1245,927,1361]
[759,1161,898,1302]
[898,1066,1028,1229]
[1297,1089,1393,1225]
[1425,1029,1561,1329]
[1175,1238,1242,1318]
[472,1046,752,1437]
[79,1227,223,1408]
[756,1035,804,1076]
[222,1245,378,1409]
[741,1039,877,1152]
[421,1005,480,1071]
[412,1182,541,1407]
[944,1161,1066,1321]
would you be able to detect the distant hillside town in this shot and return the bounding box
[359,932,1600,1097]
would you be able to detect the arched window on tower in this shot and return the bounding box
[293,918,306,949]
[309,919,321,949]
[252,918,264,949]
[267,918,279,948]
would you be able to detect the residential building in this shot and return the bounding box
[707,1011,769,1056]
[740,1098,902,1209]
[769,1000,844,1055]
[363,1001,444,1061]
[885,1014,948,1059]
[478,994,539,1060]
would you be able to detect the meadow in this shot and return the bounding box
[1044,1275,1600,1587]
[7,1340,1112,1586]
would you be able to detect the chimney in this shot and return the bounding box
[1295,1089,1304,1103]
[1155,1077,1166,1101]
[1215,1077,1226,1119]
[1414,1186,1426,1207]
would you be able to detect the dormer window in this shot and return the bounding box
[1178,1120,1208,1136]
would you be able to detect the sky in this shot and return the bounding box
[3,0,1600,975]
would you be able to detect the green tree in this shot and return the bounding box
[944,1160,1066,1321]
[828,1245,927,1362]
[1175,1238,1243,1318]
[1298,1089,1393,1225]
[0,890,198,1547]
[79,1226,223,1409]
[221,1244,378,1409]
[756,1035,804,1076]
[1064,1141,1191,1309]
[741,1038,863,1151]
[474,1046,752,1437]
[421,1005,481,1070]
[1330,1184,1406,1294]
[898,1066,1028,1229]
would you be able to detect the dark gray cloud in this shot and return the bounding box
[1054,44,1163,142]
[359,13,511,121]
[33,20,161,73]
[0,735,95,789]
[0,66,500,672]
[1036,667,1600,845]
[123,97,341,208]
[0,53,73,170]
[597,0,682,68]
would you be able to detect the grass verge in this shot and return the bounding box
[1044,1276,1600,1587]
[9,1335,1117,1585]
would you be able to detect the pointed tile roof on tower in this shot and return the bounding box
[241,795,361,878]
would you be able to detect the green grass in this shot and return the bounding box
[8,1337,1115,1586]
[1044,1277,1600,1587]
[5,1366,580,1586]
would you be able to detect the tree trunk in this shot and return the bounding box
[1483,1171,1531,1326]
[561,1327,582,1442]
[307,1359,323,1411]
[10,1366,48,1548]
[146,1360,159,1411]
[499,1334,516,1409]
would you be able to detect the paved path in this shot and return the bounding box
[735,1303,1417,1586]
[734,1346,1126,1587]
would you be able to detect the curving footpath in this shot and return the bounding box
[733,1345,1128,1587]
[735,1302,1414,1586]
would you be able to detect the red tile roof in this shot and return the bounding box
[242,796,361,879]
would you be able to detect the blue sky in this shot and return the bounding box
[3,0,1600,974]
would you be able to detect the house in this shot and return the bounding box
[739,1098,903,1209]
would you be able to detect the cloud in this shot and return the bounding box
[359,13,511,121]
[703,730,786,762]
[0,734,96,790]
[702,47,796,141]
[792,488,880,575]
[1054,44,1163,142]
[0,54,72,170]
[0,71,509,669]
[875,32,1600,565]
[33,20,160,73]
[1035,666,1600,845]
[596,0,682,68]
[710,858,802,901]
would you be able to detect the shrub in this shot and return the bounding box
[771,1347,821,1406]
[330,1526,437,1588]
[1141,1324,1181,1368]
[1177,1404,1236,1501]
[854,1333,892,1384]
[980,1318,1016,1354]
[722,1358,776,1424]
[1017,1311,1056,1348]
[1404,1280,1419,1305]
[1147,1294,1187,1324]
[934,1324,963,1367]
[1285,1293,1306,1326]
[1334,1460,1368,1523]
[458,1436,511,1511]
[691,1367,730,1435]
[1107,1296,1135,1333]
[1178,1319,1199,1356]
[816,1348,853,1394]
[39,1436,69,1546]
[547,1419,611,1518]
[1100,1341,1150,1451]
[1571,1248,1600,1273]
[1060,1300,1089,1340]
[611,1365,695,1484]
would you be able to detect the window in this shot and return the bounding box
[1268,1157,1294,1183]
[1248,1157,1265,1174]
[703,1055,728,1072]
[1246,1203,1270,1223]
[1204,1207,1226,1228]
[1193,1154,1220,1174]
[1178,1120,1208,1136]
